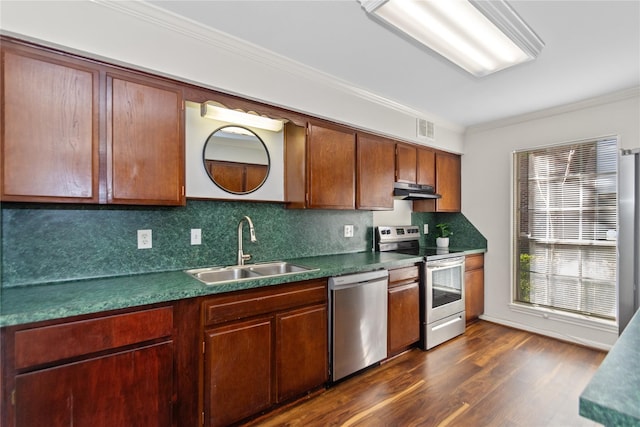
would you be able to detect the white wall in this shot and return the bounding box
[463,90,640,349]
[0,0,464,153]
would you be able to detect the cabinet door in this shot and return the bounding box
[108,74,184,205]
[465,267,485,323]
[276,304,328,402]
[435,152,461,212]
[395,144,417,183]
[245,164,269,191]
[14,342,173,427]
[416,148,435,187]
[307,123,356,209]
[388,282,420,356]
[208,160,245,193]
[204,317,273,427]
[1,46,99,203]
[356,133,395,210]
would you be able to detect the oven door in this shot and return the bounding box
[425,256,465,324]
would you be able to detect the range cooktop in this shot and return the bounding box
[375,225,464,261]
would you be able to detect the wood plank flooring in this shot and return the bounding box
[248,321,606,427]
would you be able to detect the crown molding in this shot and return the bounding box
[93,0,464,133]
[466,86,640,134]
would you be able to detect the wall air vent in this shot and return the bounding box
[416,118,435,141]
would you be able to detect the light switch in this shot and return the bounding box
[191,228,201,245]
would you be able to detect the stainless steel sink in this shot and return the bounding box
[185,261,317,285]
[185,266,262,284]
[246,261,312,276]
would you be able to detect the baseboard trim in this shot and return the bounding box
[478,314,614,351]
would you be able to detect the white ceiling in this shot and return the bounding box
[149,0,640,128]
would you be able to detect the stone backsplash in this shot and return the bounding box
[1,200,371,287]
[2,200,487,287]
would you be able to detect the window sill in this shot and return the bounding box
[508,302,618,334]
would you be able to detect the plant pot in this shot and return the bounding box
[436,237,450,248]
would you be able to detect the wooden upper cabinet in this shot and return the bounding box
[395,143,417,183]
[108,73,185,205]
[284,122,356,209]
[434,151,461,212]
[416,147,436,187]
[1,40,185,206]
[308,123,355,209]
[1,44,100,203]
[396,144,434,187]
[356,133,395,210]
[414,150,461,212]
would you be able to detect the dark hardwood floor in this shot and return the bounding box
[249,321,606,427]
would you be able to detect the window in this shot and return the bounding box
[513,138,617,320]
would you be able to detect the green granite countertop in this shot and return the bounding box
[0,251,425,327]
[580,309,640,426]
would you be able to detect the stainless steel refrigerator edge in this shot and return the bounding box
[618,147,640,333]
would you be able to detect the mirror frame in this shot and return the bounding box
[202,125,271,195]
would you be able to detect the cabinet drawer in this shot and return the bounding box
[465,253,485,271]
[15,306,173,369]
[388,265,419,284]
[203,280,327,326]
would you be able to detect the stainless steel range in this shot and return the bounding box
[376,225,466,350]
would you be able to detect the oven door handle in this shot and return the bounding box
[427,257,465,269]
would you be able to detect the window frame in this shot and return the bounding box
[511,136,619,322]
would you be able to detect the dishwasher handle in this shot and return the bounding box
[328,269,388,289]
[330,276,389,291]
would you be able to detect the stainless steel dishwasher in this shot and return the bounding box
[329,269,388,382]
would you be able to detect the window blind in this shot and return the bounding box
[513,138,617,320]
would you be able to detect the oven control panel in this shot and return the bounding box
[376,225,420,243]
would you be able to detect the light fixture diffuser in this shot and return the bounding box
[359,0,544,77]
[201,101,284,132]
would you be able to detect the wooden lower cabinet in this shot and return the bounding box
[2,306,175,427]
[387,265,421,357]
[2,281,329,427]
[465,253,485,323]
[205,317,273,427]
[14,342,174,427]
[276,304,328,402]
[201,280,328,427]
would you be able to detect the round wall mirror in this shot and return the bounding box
[202,126,270,194]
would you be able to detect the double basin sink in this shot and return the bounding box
[185,261,318,286]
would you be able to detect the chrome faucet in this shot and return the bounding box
[237,216,257,266]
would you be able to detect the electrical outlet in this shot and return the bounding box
[344,224,354,238]
[137,229,152,249]
[424,224,429,234]
[191,228,201,245]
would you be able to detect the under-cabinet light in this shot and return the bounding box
[359,0,544,77]
[201,101,284,132]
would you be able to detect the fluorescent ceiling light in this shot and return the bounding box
[359,0,544,77]
[201,101,284,132]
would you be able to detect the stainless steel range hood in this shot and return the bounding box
[393,182,441,200]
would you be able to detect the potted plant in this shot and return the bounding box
[435,223,453,248]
